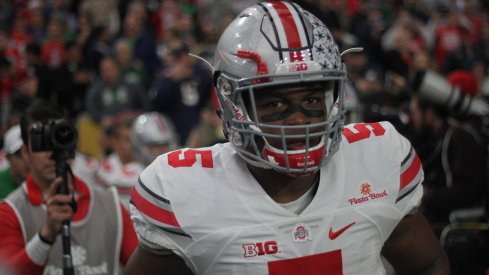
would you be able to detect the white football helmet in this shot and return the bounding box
[213,1,347,176]
[131,112,179,165]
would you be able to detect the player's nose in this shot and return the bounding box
[284,109,310,125]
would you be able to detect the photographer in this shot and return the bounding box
[409,70,487,227]
[409,70,488,274]
[0,99,137,274]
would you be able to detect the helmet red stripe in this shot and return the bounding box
[270,1,304,62]
[154,113,166,132]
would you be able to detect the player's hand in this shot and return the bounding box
[39,177,74,243]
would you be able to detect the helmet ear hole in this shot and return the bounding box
[216,109,223,119]
[333,81,339,102]
[213,71,222,87]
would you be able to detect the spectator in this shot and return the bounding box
[41,19,66,70]
[0,99,137,274]
[0,0,13,32]
[474,21,489,69]
[26,5,46,42]
[73,12,92,51]
[0,125,29,199]
[48,42,91,119]
[79,0,120,37]
[25,42,50,101]
[44,0,77,39]
[94,113,144,208]
[119,12,160,78]
[85,56,147,123]
[434,10,464,71]
[84,26,112,75]
[150,42,213,145]
[440,28,476,75]
[8,9,32,82]
[114,38,148,88]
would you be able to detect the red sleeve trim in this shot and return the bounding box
[400,153,421,190]
[130,187,180,227]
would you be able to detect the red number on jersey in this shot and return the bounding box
[268,250,342,275]
[167,149,214,168]
[343,122,386,143]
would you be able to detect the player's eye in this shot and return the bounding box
[266,100,285,109]
[304,97,321,104]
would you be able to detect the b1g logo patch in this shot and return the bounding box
[242,241,279,258]
[288,63,308,72]
[292,224,312,243]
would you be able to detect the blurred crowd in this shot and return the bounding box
[2,0,489,273]
[0,0,237,156]
[0,0,487,155]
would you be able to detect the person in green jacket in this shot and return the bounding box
[0,125,29,199]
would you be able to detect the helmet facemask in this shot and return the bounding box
[216,71,346,177]
[213,1,348,177]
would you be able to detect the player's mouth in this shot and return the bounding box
[287,142,307,150]
[285,137,322,151]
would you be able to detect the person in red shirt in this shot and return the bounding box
[41,19,66,69]
[434,11,464,71]
[0,99,138,274]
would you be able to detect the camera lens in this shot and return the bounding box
[50,122,78,150]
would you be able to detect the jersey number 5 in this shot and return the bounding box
[343,122,386,143]
[268,250,342,275]
[167,149,214,168]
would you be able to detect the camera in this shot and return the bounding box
[412,70,489,117]
[30,120,78,153]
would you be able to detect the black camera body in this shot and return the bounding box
[30,120,78,154]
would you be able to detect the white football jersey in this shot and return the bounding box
[95,153,144,208]
[71,152,99,186]
[130,121,423,275]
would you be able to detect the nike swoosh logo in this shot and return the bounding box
[329,222,356,240]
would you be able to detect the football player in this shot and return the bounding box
[94,114,144,208]
[131,112,179,166]
[125,2,449,274]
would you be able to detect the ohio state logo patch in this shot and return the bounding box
[348,182,388,205]
[292,224,312,243]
